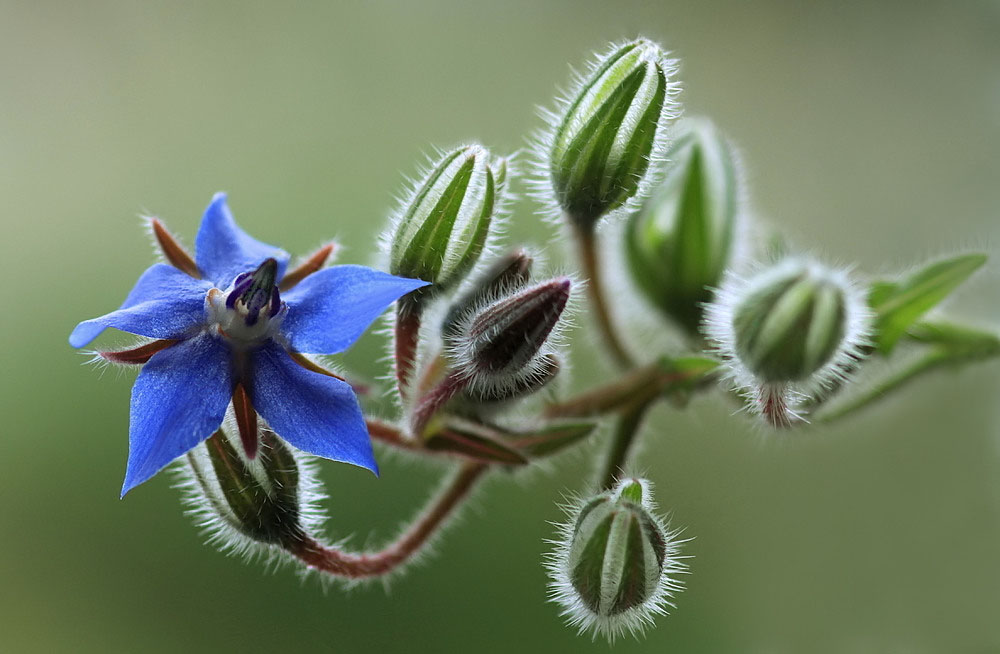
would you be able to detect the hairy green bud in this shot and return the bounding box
[389,144,509,293]
[179,428,324,555]
[547,478,684,641]
[704,258,872,426]
[536,38,680,228]
[626,118,742,333]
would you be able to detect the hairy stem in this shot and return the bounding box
[410,370,469,437]
[285,463,487,578]
[366,418,424,453]
[545,362,668,418]
[574,222,635,369]
[544,359,717,418]
[394,297,423,399]
[598,397,655,490]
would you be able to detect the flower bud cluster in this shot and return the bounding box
[546,478,685,641]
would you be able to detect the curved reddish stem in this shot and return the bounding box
[394,301,422,399]
[284,463,487,578]
[410,370,468,437]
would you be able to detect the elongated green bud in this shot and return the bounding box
[389,144,509,293]
[537,38,680,228]
[703,258,871,426]
[180,428,321,553]
[626,118,742,333]
[547,478,684,641]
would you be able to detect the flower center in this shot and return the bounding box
[208,258,287,347]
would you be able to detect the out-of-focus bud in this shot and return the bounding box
[538,38,680,229]
[703,258,871,426]
[389,144,508,294]
[181,428,309,549]
[446,278,571,399]
[441,248,534,339]
[626,118,742,334]
[547,478,684,641]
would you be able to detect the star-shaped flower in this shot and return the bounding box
[70,193,428,496]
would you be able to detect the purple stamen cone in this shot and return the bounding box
[230,258,279,326]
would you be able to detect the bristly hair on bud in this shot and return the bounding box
[702,257,873,427]
[384,143,514,295]
[441,248,535,340]
[529,37,682,229]
[545,478,687,642]
[443,276,576,402]
[174,419,328,565]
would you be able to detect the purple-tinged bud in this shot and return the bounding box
[442,248,535,340]
[534,38,681,228]
[546,478,685,642]
[446,278,572,400]
[470,278,569,373]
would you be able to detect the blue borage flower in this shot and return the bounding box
[70,193,429,496]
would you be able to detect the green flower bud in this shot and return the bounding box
[179,428,324,554]
[547,478,684,641]
[704,258,871,426]
[626,118,742,333]
[536,38,680,229]
[389,144,509,293]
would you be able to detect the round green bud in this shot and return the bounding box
[547,478,684,641]
[389,144,508,293]
[626,117,742,334]
[539,38,680,229]
[704,258,872,413]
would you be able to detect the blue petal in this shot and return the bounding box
[194,192,290,287]
[122,334,233,496]
[281,265,429,354]
[69,264,213,349]
[250,341,377,474]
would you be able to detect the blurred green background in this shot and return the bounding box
[2,1,999,652]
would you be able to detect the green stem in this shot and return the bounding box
[545,358,719,419]
[598,397,655,490]
[574,222,635,369]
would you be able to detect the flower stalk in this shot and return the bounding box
[575,223,634,369]
[394,294,424,398]
[598,397,655,490]
[285,462,487,579]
